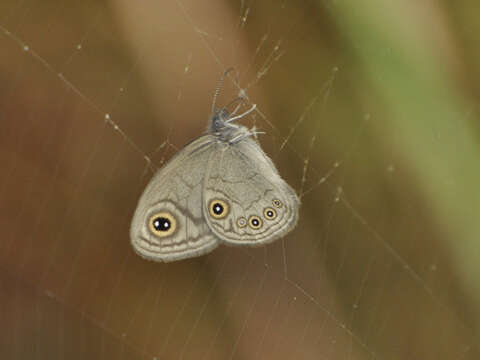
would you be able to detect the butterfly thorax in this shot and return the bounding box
[208,108,251,144]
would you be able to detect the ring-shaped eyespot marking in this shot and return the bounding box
[236,217,247,228]
[209,199,229,219]
[248,215,263,230]
[272,199,283,208]
[264,207,277,220]
[148,212,177,238]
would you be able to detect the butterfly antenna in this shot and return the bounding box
[211,67,235,114]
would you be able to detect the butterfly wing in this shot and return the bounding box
[130,134,220,262]
[203,136,299,246]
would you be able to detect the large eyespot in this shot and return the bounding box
[248,215,262,230]
[263,207,277,220]
[209,199,229,219]
[148,212,177,238]
[236,217,247,228]
[272,199,283,208]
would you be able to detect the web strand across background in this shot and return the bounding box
[1,1,479,359]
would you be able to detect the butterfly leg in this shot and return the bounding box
[228,129,254,144]
[225,104,256,124]
[227,124,266,144]
[249,125,265,140]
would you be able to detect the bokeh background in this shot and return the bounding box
[1,0,480,359]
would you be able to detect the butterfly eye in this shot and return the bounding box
[272,199,283,208]
[148,212,177,237]
[248,215,263,229]
[263,207,277,220]
[236,217,247,228]
[209,199,229,219]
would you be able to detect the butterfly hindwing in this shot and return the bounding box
[203,136,299,246]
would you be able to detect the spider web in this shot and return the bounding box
[0,0,478,359]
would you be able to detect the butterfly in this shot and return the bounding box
[130,69,299,262]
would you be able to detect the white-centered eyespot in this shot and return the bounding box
[248,215,263,230]
[264,207,277,220]
[236,217,247,228]
[148,212,177,237]
[272,199,283,208]
[209,199,229,219]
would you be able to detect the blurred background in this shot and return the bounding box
[1,0,480,359]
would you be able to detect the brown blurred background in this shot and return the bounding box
[1,0,480,359]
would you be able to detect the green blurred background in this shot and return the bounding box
[1,0,479,359]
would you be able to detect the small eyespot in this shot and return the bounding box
[209,199,229,219]
[236,217,247,228]
[272,199,283,208]
[264,207,277,220]
[148,212,177,237]
[248,215,262,230]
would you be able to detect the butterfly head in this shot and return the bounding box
[209,108,231,132]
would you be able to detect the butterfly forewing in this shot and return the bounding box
[130,134,220,262]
